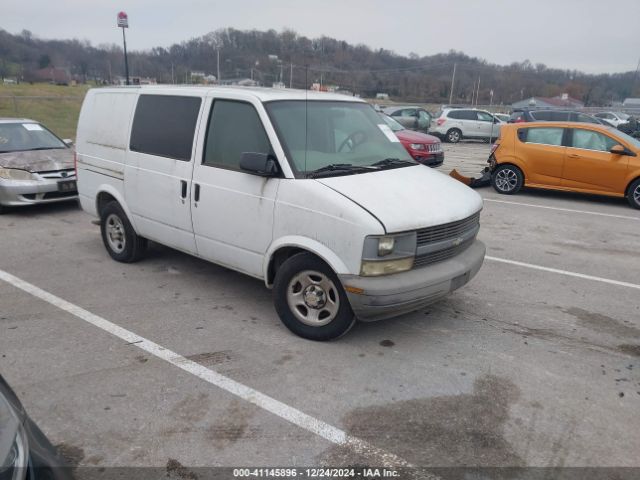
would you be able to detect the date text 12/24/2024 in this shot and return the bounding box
[233,468,400,478]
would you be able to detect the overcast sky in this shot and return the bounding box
[4,0,639,74]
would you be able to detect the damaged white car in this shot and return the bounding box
[0,118,77,213]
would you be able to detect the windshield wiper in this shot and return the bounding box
[370,158,416,169]
[306,163,378,178]
[23,147,64,151]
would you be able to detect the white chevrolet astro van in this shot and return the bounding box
[76,86,485,340]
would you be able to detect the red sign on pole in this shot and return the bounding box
[117,11,128,28]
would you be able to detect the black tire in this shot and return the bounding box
[491,164,524,195]
[99,201,147,262]
[627,178,640,209]
[273,253,355,341]
[446,128,462,143]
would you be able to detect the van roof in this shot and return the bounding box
[89,85,365,103]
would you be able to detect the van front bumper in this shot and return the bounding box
[339,240,485,322]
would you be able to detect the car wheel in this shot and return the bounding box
[492,164,524,195]
[274,253,356,341]
[446,129,462,143]
[100,201,147,262]
[628,178,640,209]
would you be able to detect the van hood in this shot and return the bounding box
[316,165,483,232]
[0,148,73,173]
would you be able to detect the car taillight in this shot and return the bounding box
[515,118,525,123]
[490,143,499,155]
[436,118,446,126]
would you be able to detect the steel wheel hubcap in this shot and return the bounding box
[105,214,126,253]
[495,169,518,192]
[634,184,640,205]
[449,131,459,141]
[287,270,340,327]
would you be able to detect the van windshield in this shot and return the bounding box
[265,100,414,177]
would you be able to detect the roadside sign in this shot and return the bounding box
[117,11,128,28]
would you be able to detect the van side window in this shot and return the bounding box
[519,127,564,146]
[130,95,201,161]
[571,129,617,152]
[203,100,271,169]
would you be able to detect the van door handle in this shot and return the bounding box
[194,183,200,202]
[567,153,580,158]
[180,180,187,198]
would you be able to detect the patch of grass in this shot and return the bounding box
[0,83,92,139]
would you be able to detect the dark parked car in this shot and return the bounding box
[0,374,72,479]
[382,106,432,132]
[508,110,602,124]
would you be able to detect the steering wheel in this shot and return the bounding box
[338,130,367,153]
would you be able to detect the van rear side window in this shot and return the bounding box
[130,95,201,161]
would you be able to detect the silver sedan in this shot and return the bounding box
[0,118,77,213]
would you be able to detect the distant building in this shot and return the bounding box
[623,98,640,107]
[376,93,390,100]
[218,77,259,87]
[115,76,157,85]
[512,93,584,110]
[30,67,73,85]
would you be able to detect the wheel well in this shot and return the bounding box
[267,247,321,286]
[625,176,640,197]
[96,191,117,217]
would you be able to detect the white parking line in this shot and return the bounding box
[486,256,640,290]
[0,268,422,472]
[483,198,640,221]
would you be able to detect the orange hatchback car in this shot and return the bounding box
[489,122,640,209]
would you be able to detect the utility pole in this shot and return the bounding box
[448,63,457,105]
[216,48,221,83]
[476,76,481,106]
[289,62,293,88]
[471,77,477,105]
[632,56,640,97]
[171,63,175,84]
[116,12,130,85]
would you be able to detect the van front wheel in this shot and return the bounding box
[100,201,147,263]
[274,253,355,341]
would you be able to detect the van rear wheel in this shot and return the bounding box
[100,201,147,263]
[273,253,355,341]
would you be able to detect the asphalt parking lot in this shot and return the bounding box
[1,164,639,473]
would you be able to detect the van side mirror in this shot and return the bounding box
[240,152,279,176]
[63,138,74,146]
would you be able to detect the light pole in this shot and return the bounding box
[117,11,130,85]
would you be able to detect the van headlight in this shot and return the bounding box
[0,393,29,480]
[0,168,37,181]
[360,232,416,276]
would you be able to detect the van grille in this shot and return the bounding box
[414,238,475,268]
[416,212,480,246]
[413,212,480,267]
